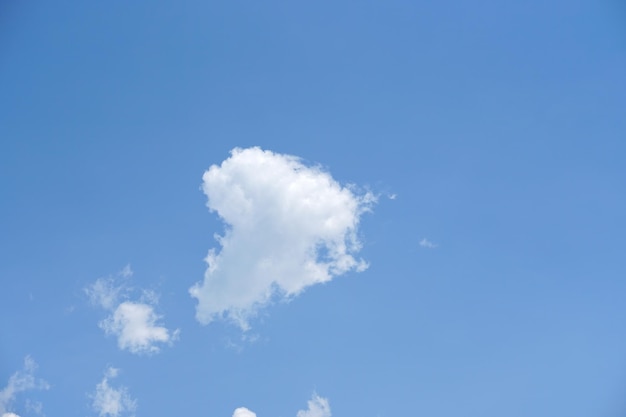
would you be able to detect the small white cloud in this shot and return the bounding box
[232,408,257,417]
[388,193,397,200]
[86,267,178,355]
[90,367,136,417]
[100,302,178,354]
[419,238,438,249]
[233,394,330,417]
[296,394,331,417]
[190,147,375,329]
[0,357,49,416]
[2,413,21,417]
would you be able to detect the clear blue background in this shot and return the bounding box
[1,1,626,416]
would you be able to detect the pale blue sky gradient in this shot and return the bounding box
[1,1,626,416]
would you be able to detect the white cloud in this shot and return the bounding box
[0,357,49,416]
[296,394,331,417]
[190,147,374,329]
[86,266,178,355]
[232,408,257,417]
[2,413,21,417]
[100,302,178,354]
[91,367,136,417]
[419,238,438,249]
[233,394,330,417]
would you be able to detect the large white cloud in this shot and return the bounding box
[86,266,179,354]
[90,368,136,417]
[0,357,49,416]
[190,147,374,329]
[233,394,330,417]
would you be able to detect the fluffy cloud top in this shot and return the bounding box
[232,407,257,417]
[233,394,330,417]
[0,357,49,416]
[91,368,136,417]
[190,147,374,328]
[86,266,179,354]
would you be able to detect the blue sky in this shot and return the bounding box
[1,1,626,416]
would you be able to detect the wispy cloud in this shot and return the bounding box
[90,367,136,417]
[234,394,330,417]
[24,399,43,416]
[0,357,49,417]
[419,238,438,249]
[190,147,375,329]
[86,266,179,355]
[85,269,130,311]
[296,394,331,417]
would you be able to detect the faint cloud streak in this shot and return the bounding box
[419,238,438,249]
